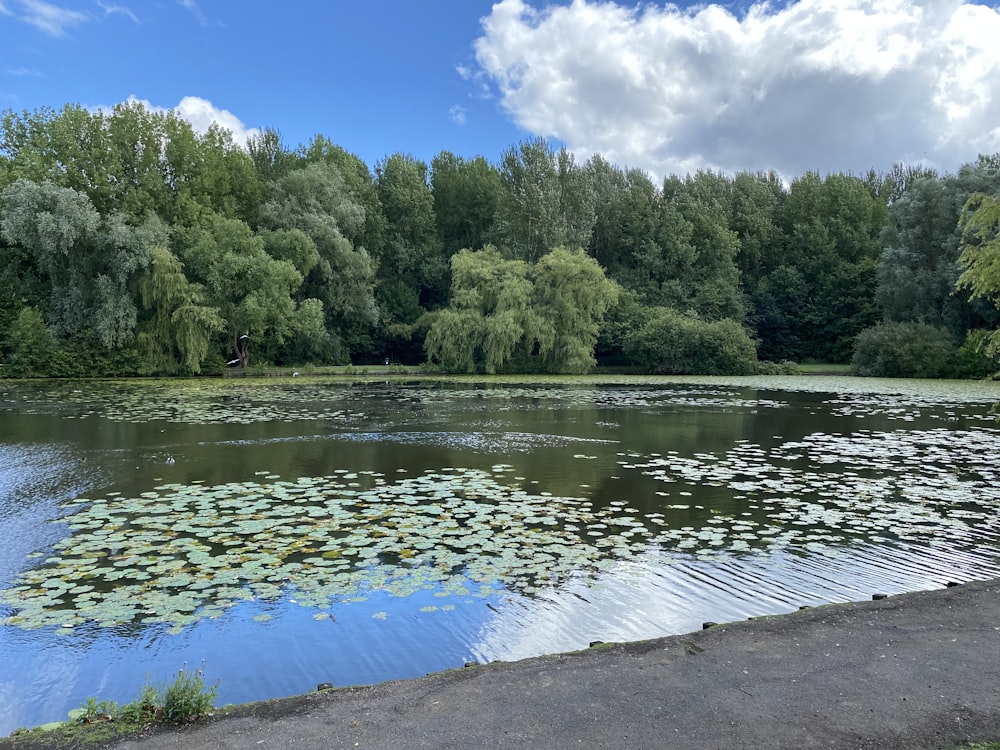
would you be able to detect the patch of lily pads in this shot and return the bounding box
[620,426,1000,557]
[4,376,998,428]
[0,381,366,425]
[5,424,1000,635]
[0,467,660,632]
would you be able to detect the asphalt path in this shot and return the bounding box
[77,578,1000,750]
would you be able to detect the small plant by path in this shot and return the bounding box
[2,666,218,747]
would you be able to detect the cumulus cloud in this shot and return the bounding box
[449,104,468,125]
[473,0,1000,178]
[123,95,260,147]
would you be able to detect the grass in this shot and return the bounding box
[797,362,853,375]
[4,667,218,746]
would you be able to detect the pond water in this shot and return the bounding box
[2,375,1000,733]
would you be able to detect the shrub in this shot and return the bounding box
[851,322,955,378]
[72,667,218,731]
[953,329,1000,379]
[623,307,758,375]
[160,667,218,724]
[3,307,61,377]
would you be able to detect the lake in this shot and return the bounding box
[2,375,1000,733]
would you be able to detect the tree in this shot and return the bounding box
[259,161,377,357]
[0,178,161,348]
[175,213,322,368]
[376,153,446,307]
[425,246,616,374]
[586,158,661,295]
[876,176,965,331]
[425,247,538,373]
[768,172,883,362]
[531,247,619,373]
[729,171,785,286]
[0,103,262,226]
[851,322,955,378]
[660,173,744,321]
[137,246,223,374]
[496,138,596,262]
[430,151,501,256]
[3,306,61,377]
[296,135,386,259]
[248,127,294,186]
[956,191,1000,356]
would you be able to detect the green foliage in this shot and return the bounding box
[956,191,1000,359]
[73,697,119,724]
[160,668,218,724]
[431,151,501,256]
[850,322,956,378]
[5,98,1000,375]
[425,247,533,373]
[623,307,759,375]
[116,682,160,728]
[138,246,224,374]
[531,247,619,373]
[0,179,165,349]
[953,329,1000,378]
[3,306,60,377]
[495,138,595,262]
[425,246,617,374]
[70,667,217,732]
[259,160,377,355]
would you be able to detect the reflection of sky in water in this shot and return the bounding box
[328,430,618,452]
[472,542,994,662]
[0,444,96,585]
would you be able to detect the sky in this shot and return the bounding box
[2,0,1000,181]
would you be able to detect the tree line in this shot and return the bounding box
[1,102,999,378]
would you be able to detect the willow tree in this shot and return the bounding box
[0,178,162,349]
[138,246,223,374]
[532,247,619,373]
[424,246,540,373]
[425,246,616,374]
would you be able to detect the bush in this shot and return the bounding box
[851,322,955,378]
[160,667,218,724]
[623,307,759,375]
[72,666,218,731]
[953,329,1000,379]
[3,307,60,377]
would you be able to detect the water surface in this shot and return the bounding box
[1,376,999,733]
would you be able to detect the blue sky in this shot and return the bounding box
[3,0,1000,179]
[0,1,525,168]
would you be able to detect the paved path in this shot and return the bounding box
[92,579,1000,750]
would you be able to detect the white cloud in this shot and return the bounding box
[449,104,467,126]
[96,1,138,24]
[123,95,260,147]
[456,63,492,99]
[473,0,1000,178]
[177,0,207,26]
[9,0,88,36]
